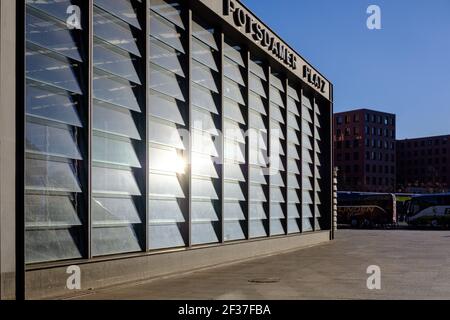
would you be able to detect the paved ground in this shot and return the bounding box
[74,230,450,300]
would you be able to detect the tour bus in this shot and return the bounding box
[406,193,450,227]
[337,192,397,228]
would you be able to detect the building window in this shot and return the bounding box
[336,116,343,125]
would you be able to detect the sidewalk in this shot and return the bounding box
[72,230,450,300]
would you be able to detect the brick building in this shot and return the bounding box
[397,135,450,193]
[333,109,396,192]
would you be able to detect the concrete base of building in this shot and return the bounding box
[25,231,331,299]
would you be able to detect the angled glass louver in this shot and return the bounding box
[149,0,188,250]
[223,40,247,241]
[190,18,221,245]
[248,57,269,238]
[286,83,302,234]
[269,73,286,236]
[25,1,86,264]
[301,93,315,232]
[92,0,144,256]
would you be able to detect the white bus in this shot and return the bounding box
[406,194,450,227]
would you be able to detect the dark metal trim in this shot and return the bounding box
[219,31,225,244]
[15,0,26,301]
[187,8,193,248]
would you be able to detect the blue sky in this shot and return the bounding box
[242,0,450,139]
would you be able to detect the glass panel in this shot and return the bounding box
[191,222,220,245]
[150,37,185,77]
[27,0,76,22]
[270,74,284,92]
[270,86,285,107]
[192,107,219,136]
[302,177,313,190]
[26,45,82,94]
[92,226,141,256]
[150,12,184,53]
[26,9,82,61]
[192,201,219,222]
[224,58,244,85]
[192,38,218,72]
[191,61,218,93]
[150,0,184,30]
[191,84,219,114]
[223,41,244,67]
[93,70,141,111]
[92,166,141,196]
[249,166,267,184]
[288,113,299,130]
[270,187,284,203]
[249,74,267,98]
[249,60,266,80]
[192,178,219,200]
[249,93,267,115]
[26,158,81,193]
[93,134,141,168]
[149,145,186,174]
[26,229,82,264]
[224,99,245,124]
[224,182,245,201]
[288,219,301,234]
[26,82,82,127]
[26,121,82,160]
[94,7,141,56]
[93,40,141,84]
[26,195,80,228]
[95,0,141,29]
[288,205,301,218]
[224,163,245,182]
[249,220,267,238]
[93,100,141,139]
[224,221,245,241]
[148,117,185,149]
[224,140,245,163]
[93,197,141,225]
[192,153,218,178]
[224,121,245,143]
[192,131,219,157]
[192,20,217,50]
[149,224,186,250]
[287,97,299,116]
[149,90,185,125]
[250,184,267,202]
[149,173,185,198]
[149,199,185,222]
[270,104,285,124]
[149,63,185,101]
[224,78,245,105]
[270,219,284,236]
[287,85,299,101]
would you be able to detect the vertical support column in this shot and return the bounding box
[282,77,289,235]
[85,0,93,260]
[1,0,19,300]
[299,87,304,233]
[244,49,251,240]
[187,8,193,248]
[312,96,317,231]
[266,65,271,237]
[219,31,225,243]
[145,0,150,251]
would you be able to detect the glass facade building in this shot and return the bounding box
[1,0,333,299]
